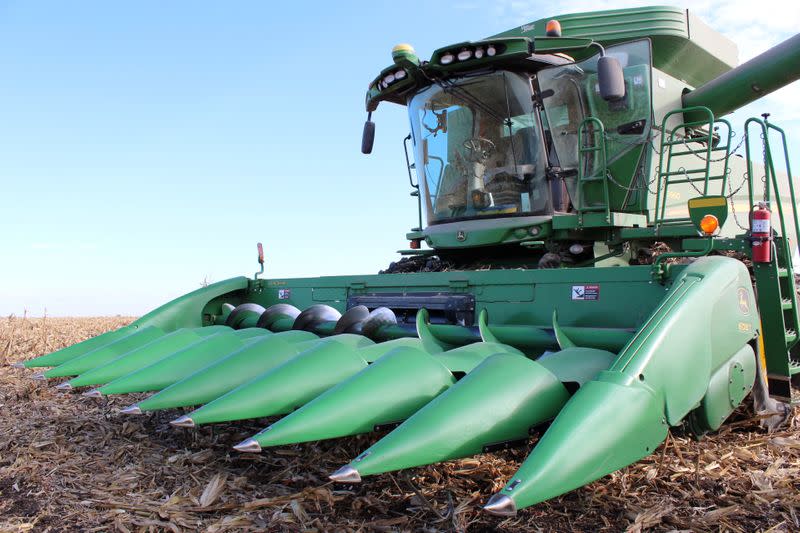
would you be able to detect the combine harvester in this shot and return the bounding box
[12,6,800,516]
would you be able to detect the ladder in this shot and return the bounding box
[746,117,800,401]
[654,106,733,225]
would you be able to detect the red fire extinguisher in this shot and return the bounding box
[751,202,772,263]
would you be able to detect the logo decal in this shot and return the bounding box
[278,289,292,300]
[737,288,750,315]
[456,230,467,242]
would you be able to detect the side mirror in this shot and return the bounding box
[597,56,625,101]
[361,120,376,154]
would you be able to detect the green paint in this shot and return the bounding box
[136,330,319,411]
[186,334,377,425]
[492,257,759,509]
[345,352,571,477]
[44,326,166,378]
[21,326,135,368]
[67,327,227,388]
[96,329,270,395]
[252,345,455,447]
[251,339,522,448]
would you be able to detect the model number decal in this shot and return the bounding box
[571,285,600,301]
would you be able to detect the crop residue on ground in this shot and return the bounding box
[1,316,799,532]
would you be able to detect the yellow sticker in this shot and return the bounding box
[688,196,726,208]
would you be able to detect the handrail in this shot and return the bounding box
[577,116,609,221]
[765,120,800,268]
[403,133,424,231]
[653,106,716,224]
[744,116,800,351]
[744,117,800,272]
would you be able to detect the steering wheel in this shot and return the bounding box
[462,137,495,163]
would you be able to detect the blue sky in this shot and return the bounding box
[1,0,797,316]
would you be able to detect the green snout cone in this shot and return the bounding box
[44,326,166,378]
[251,345,456,447]
[136,330,318,411]
[491,374,668,513]
[96,329,268,395]
[250,340,520,448]
[20,325,135,368]
[67,327,226,388]
[185,334,379,426]
[336,352,570,478]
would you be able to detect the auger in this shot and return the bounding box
[10,6,800,517]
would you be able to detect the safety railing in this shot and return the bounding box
[576,116,610,222]
[654,106,733,226]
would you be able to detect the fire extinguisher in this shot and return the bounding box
[751,202,772,263]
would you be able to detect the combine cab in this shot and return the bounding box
[12,6,800,516]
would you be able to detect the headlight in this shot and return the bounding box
[486,45,496,57]
[394,69,407,80]
[440,53,455,65]
[457,49,473,61]
[474,47,484,59]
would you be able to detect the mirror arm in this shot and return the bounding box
[589,41,606,57]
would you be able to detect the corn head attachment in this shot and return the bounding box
[10,5,800,518]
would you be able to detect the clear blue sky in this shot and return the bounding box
[1,0,797,316]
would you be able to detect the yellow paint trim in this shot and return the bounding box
[758,322,768,375]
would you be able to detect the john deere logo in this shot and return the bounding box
[456,230,467,242]
[737,288,750,315]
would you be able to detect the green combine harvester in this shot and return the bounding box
[12,6,800,516]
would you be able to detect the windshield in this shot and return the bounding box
[409,72,549,225]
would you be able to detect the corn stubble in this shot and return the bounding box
[1,316,799,532]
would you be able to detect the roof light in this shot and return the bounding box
[394,69,407,80]
[392,43,420,66]
[457,49,473,61]
[700,214,720,236]
[383,73,396,85]
[486,45,497,57]
[392,43,415,55]
[474,47,485,59]
[545,19,562,37]
[440,53,455,65]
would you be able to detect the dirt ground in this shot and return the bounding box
[1,316,799,532]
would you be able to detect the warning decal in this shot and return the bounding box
[571,285,600,301]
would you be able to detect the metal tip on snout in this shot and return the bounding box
[483,494,517,517]
[10,362,26,369]
[55,382,72,390]
[233,438,262,453]
[82,389,103,398]
[120,405,142,415]
[329,465,362,483]
[31,373,46,381]
[170,415,195,428]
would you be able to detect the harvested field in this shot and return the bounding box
[1,316,799,532]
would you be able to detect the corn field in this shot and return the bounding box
[1,316,799,532]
